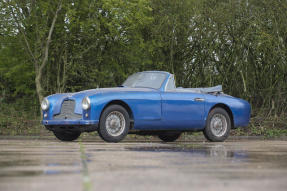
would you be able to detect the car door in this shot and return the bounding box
[124,89,162,130]
[161,76,205,129]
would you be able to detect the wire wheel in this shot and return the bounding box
[203,107,231,142]
[98,104,130,142]
[210,113,228,137]
[105,111,126,137]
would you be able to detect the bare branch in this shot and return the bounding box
[39,0,63,73]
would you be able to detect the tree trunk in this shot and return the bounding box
[35,72,44,105]
[34,1,62,105]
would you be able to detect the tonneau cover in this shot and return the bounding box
[176,85,223,94]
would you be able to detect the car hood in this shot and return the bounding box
[46,87,155,115]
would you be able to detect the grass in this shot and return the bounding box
[79,138,92,191]
[232,116,287,138]
[0,103,42,136]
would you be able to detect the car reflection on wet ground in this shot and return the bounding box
[0,138,287,191]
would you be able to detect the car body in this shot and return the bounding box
[42,71,251,142]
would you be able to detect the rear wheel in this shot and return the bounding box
[53,131,81,141]
[98,105,130,142]
[203,107,231,142]
[158,132,181,142]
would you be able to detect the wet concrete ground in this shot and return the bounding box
[0,138,287,191]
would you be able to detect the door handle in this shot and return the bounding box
[194,98,205,102]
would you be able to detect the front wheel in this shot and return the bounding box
[53,131,81,141]
[158,132,181,142]
[98,105,130,143]
[203,107,231,142]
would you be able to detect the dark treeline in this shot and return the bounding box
[0,0,286,125]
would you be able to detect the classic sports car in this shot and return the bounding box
[41,71,251,142]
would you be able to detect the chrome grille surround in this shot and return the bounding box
[54,100,82,120]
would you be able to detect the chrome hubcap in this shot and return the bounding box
[210,114,227,137]
[105,111,126,137]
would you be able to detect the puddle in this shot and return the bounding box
[43,169,81,175]
[0,160,40,168]
[0,158,81,168]
[0,169,82,177]
[127,144,248,160]
[0,154,82,177]
[0,170,43,177]
[127,143,287,169]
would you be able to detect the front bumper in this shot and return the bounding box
[43,119,99,133]
[42,119,99,126]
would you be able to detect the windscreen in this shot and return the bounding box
[122,72,167,89]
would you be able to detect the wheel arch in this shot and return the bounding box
[101,100,134,127]
[209,103,234,129]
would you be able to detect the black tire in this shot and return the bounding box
[158,132,181,142]
[53,131,81,141]
[203,107,231,142]
[98,105,130,143]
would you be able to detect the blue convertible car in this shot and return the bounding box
[41,71,250,142]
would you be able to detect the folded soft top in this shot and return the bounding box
[176,85,223,94]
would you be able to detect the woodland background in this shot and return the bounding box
[0,0,286,136]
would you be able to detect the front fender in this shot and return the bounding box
[85,90,162,123]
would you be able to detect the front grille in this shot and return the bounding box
[54,100,82,120]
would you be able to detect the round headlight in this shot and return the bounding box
[82,97,91,110]
[41,98,50,111]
